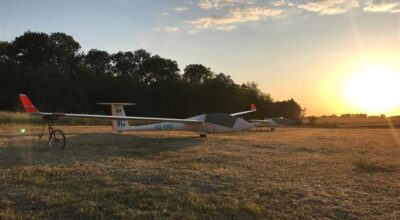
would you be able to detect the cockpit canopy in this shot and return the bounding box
[205,113,237,127]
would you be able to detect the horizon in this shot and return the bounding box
[1,0,399,116]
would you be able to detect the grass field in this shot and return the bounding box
[0,111,110,126]
[311,116,400,128]
[1,125,400,219]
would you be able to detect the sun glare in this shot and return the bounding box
[345,66,400,114]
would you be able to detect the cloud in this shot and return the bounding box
[182,0,398,34]
[298,0,359,15]
[271,0,294,7]
[198,0,256,10]
[215,25,238,31]
[186,16,241,29]
[173,6,189,11]
[230,7,284,21]
[188,29,201,34]
[163,26,179,33]
[363,0,399,13]
[186,7,283,30]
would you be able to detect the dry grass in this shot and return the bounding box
[0,111,36,124]
[0,111,110,126]
[314,117,400,128]
[1,125,400,219]
[353,159,397,173]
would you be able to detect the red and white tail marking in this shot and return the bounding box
[111,104,130,131]
[19,94,38,113]
[251,103,257,111]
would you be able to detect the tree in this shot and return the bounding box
[11,31,52,66]
[142,55,180,83]
[112,51,136,78]
[183,64,213,83]
[273,99,303,121]
[307,116,318,125]
[84,49,112,77]
[111,49,153,81]
[0,31,304,121]
[49,32,81,73]
[0,41,11,63]
[132,49,151,81]
[213,73,234,85]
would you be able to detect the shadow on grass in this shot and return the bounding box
[0,132,260,220]
[0,132,204,168]
[353,158,398,173]
[249,129,276,132]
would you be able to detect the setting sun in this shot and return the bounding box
[345,66,400,114]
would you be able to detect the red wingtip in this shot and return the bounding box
[251,103,257,111]
[19,94,38,113]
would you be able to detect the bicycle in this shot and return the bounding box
[38,116,66,150]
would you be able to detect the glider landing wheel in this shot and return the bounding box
[49,129,66,150]
[199,133,207,138]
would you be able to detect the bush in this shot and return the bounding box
[307,116,317,125]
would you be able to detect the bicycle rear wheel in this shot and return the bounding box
[49,129,66,150]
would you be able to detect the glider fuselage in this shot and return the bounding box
[116,113,254,134]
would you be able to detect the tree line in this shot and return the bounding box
[320,114,388,119]
[0,31,303,121]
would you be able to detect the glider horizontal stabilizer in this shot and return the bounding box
[230,104,257,117]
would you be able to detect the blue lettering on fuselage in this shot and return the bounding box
[154,123,174,130]
[116,120,125,127]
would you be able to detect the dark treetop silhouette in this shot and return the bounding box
[0,31,303,121]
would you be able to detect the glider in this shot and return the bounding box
[250,117,296,131]
[19,94,257,148]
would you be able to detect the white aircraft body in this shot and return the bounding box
[19,94,257,137]
[251,117,296,131]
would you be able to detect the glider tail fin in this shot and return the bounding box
[251,103,257,112]
[19,94,39,114]
[111,104,130,131]
[230,103,257,117]
[97,103,136,131]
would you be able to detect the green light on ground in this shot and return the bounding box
[20,128,26,134]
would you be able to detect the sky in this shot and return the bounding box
[1,0,399,116]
